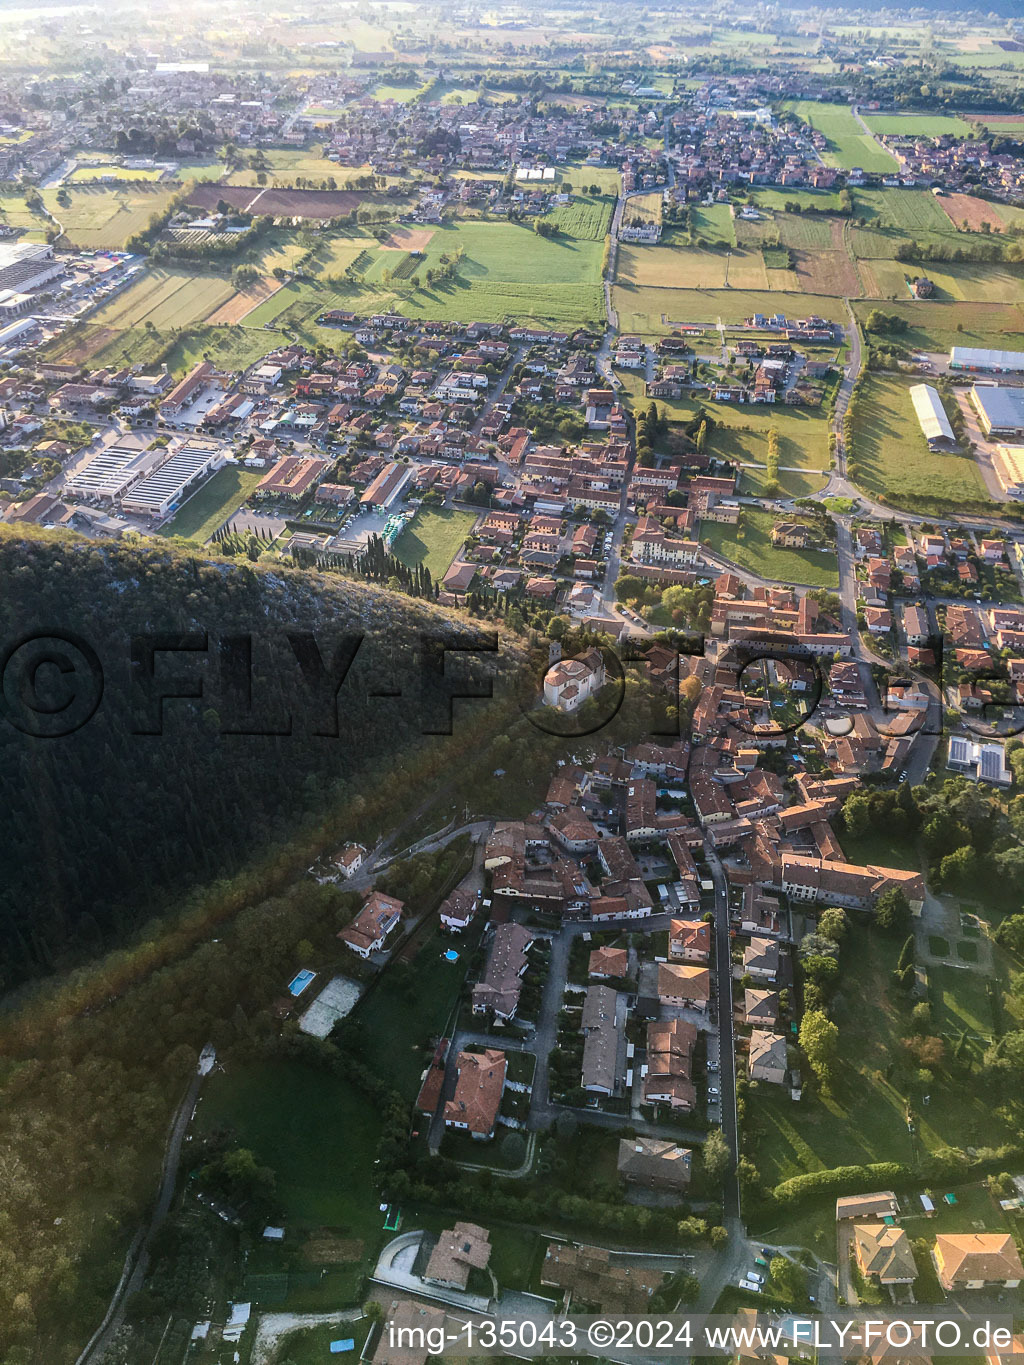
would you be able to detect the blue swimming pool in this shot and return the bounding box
[444,949,460,962]
[288,969,316,997]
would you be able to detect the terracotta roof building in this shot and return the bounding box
[423,1222,492,1290]
[443,1049,507,1140]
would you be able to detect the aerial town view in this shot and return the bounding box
[4,0,1024,1362]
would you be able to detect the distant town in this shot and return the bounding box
[2,1,1024,1364]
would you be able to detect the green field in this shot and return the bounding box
[89,267,234,330]
[68,164,165,182]
[540,193,613,240]
[862,113,974,138]
[689,204,736,247]
[617,370,831,471]
[46,183,179,248]
[392,506,477,581]
[613,285,849,335]
[158,465,265,542]
[744,924,1016,1193]
[195,1060,384,1233]
[783,100,899,173]
[618,241,767,292]
[701,506,838,587]
[853,187,964,233]
[852,299,1024,354]
[241,216,607,331]
[747,187,846,213]
[848,374,993,516]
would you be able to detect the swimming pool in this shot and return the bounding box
[444,949,460,962]
[288,968,316,997]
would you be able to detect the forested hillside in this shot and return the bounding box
[0,527,518,986]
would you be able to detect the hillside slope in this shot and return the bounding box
[0,527,522,985]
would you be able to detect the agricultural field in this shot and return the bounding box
[847,373,993,517]
[46,183,179,248]
[782,100,899,173]
[67,164,165,183]
[391,507,478,581]
[861,112,974,138]
[224,146,360,186]
[701,506,839,588]
[852,298,1024,354]
[853,187,955,232]
[613,285,849,335]
[746,187,846,213]
[624,191,663,225]
[158,465,265,543]
[617,242,767,291]
[540,193,613,240]
[88,267,235,330]
[935,193,1024,233]
[242,216,607,331]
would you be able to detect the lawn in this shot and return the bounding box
[847,373,994,517]
[852,187,956,234]
[351,929,476,1098]
[747,188,846,214]
[273,1319,371,1364]
[391,506,477,581]
[158,465,265,542]
[194,1060,384,1234]
[541,193,613,241]
[68,164,165,182]
[690,204,736,247]
[782,100,899,173]
[743,924,1016,1196]
[862,113,974,138]
[701,507,839,588]
[88,267,235,330]
[928,963,1000,1039]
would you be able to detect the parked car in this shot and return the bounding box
[747,1272,765,1285]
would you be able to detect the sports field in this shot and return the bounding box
[847,374,993,516]
[88,267,235,330]
[783,101,899,173]
[392,507,478,580]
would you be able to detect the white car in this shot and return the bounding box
[708,1086,720,1097]
[739,1280,761,1293]
[747,1272,765,1285]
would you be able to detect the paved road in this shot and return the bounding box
[704,845,740,1221]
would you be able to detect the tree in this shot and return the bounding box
[939,844,979,894]
[994,913,1024,956]
[702,1126,731,1183]
[799,1009,840,1085]
[817,908,848,944]
[709,1225,729,1249]
[875,886,911,935]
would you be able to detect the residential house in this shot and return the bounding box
[443,1048,506,1140]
